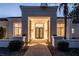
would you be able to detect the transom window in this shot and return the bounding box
[13,22,22,37]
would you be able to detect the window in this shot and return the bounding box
[13,22,22,36]
[72,28,75,34]
[57,22,64,37]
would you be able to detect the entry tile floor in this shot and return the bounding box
[24,43,51,56]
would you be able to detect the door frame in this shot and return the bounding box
[28,16,50,44]
[35,26,44,39]
[35,23,44,39]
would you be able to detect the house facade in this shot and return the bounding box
[0,5,79,47]
[20,6,58,44]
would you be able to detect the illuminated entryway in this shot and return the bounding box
[35,24,44,39]
[28,16,50,44]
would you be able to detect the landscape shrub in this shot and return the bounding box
[8,40,24,51]
[57,41,69,51]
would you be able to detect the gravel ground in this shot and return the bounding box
[0,46,29,56]
[48,45,79,56]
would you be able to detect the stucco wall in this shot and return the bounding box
[57,18,79,39]
[53,36,79,48]
[7,17,22,38]
[0,21,8,38]
[0,37,24,47]
[72,24,79,39]
[57,18,72,39]
[1,17,78,40]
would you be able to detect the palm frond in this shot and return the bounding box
[59,3,64,12]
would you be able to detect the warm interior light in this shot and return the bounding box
[28,16,50,44]
[28,16,50,40]
[72,28,75,34]
[57,21,64,37]
[27,43,48,46]
[35,24,43,27]
[13,22,22,36]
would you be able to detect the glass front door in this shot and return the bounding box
[35,27,44,39]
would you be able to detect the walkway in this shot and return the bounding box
[24,43,52,56]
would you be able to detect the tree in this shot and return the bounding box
[59,3,69,39]
[70,3,79,23]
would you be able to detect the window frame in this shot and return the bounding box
[57,22,64,37]
[13,22,22,37]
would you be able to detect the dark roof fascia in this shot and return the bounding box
[57,17,72,19]
[20,5,58,9]
[8,17,72,19]
[7,17,22,18]
[0,18,8,21]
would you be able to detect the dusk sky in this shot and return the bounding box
[0,3,73,18]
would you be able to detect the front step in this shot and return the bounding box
[30,39,48,43]
[27,39,49,46]
[28,42,48,46]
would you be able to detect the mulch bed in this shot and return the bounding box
[0,46,29,56]
[48,45,79,56]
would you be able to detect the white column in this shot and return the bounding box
[66,19,72,39]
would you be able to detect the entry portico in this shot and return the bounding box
[28,16,50,43]
[20,6,58,44]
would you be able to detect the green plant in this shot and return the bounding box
[8,40,24,51]
[57,41,69,51]
[0,27,6,39]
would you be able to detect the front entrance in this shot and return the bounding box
[28,16,50,44]
[35,27,44,39]
[35,23,44,39]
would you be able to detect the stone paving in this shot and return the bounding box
[24,43,51,56]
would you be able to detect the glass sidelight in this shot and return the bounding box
[35,27,44,39]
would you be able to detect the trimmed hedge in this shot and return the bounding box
[8,40,24,51]
[57,41,69,51]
